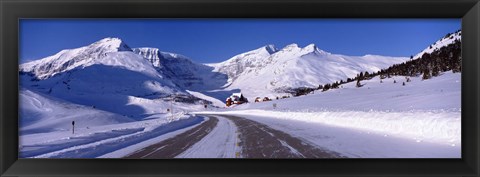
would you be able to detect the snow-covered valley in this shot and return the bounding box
[18,31,462,158]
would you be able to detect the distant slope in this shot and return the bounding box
[209,43,408,99]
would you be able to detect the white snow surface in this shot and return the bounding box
[186,90,226,107]
[19,89,134,135]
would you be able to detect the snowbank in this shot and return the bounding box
[198,109,460,146]
[19,112,202,158]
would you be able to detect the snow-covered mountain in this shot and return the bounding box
[20,30,461,110]
[413,30,461,59]
[19,38,200,122]
[132,47,227,91]
[20,38,181,96]
[20,38,133,80]
[209,43,409,99]
[207,44,279,84]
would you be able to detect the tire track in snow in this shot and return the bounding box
[218,114,343,158]
[20,128,145,158]
[176,115,239,158]
[124,117,219,158]
[32,117,203,158]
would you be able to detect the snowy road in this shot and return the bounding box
[125,117,219,158]
[221,114,343,158]
[124,114,342,158]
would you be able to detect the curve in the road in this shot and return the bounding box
[124,116,219,158]
[125,114,343,158]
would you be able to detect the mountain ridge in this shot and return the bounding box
[20,30,461,103]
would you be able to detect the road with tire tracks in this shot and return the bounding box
[125,114,343,158]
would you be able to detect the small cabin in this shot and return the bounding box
[254,96,272,103]
[226,93,248,106]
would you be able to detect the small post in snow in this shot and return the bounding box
[273,103,277,109]
[72,121,75,134]
[171,98,174,121]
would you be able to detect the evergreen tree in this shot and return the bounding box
[356,79,362,88]
[322,84,331,91]
[422,68,431,80]
[432,67,440,77]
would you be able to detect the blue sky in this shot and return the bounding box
[20,19,460,64]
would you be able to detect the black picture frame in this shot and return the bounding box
[1,0,479,176]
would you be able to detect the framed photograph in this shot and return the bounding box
[1,0,479,176]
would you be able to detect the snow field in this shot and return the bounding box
[231,72,461,112]
[186,90,226,108]
[19,89,135,135]
[20,113,203,158]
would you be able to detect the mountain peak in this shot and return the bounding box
[98,37,122,42]
[302,43,329,55]
[19,37,134,79]
[92,37,132,52]
[283,43,300,49]
[303,43,317,51]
